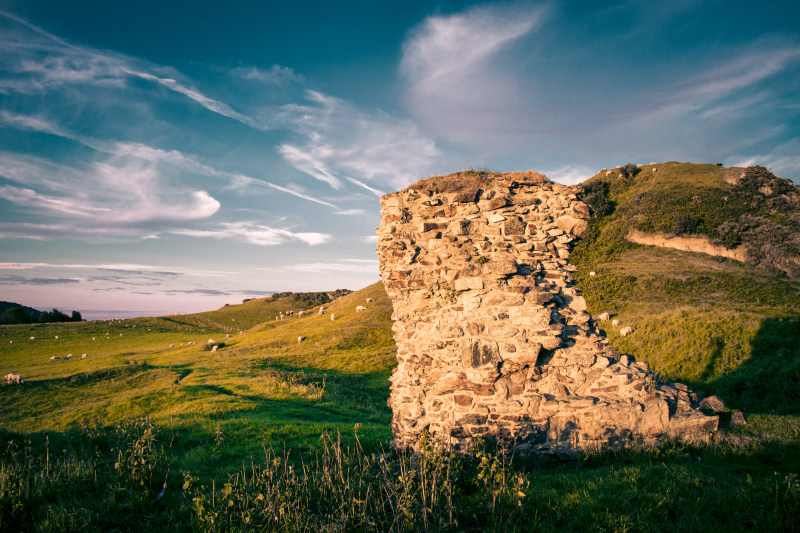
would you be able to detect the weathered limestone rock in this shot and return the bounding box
[377,170,718,457]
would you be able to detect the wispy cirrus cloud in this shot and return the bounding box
[287,259,379,274]
[400,3,546,143]
[278,91,440,190]
[172,221,332,246]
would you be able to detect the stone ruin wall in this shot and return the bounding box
[377,171,718,458]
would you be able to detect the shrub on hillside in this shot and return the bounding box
[618,163,640,179]
[579,181,614,218]
[673,213,701,235]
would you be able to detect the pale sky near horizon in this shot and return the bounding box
[1,1,799,319]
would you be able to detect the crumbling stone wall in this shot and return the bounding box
[377,171,717,458]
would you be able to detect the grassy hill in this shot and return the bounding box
[0,284,393,477]
[572,162,800,434]
[1,163,799,530]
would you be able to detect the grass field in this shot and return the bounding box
[1,283,395,480]
[1,163,800,530]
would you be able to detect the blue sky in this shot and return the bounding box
[1,1,799,318]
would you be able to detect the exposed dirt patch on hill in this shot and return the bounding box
[626,229,749,262]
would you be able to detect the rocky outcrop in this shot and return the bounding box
[377,170,717,458]
[626,229,749,262]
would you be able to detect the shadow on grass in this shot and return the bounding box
[695,316,800,416]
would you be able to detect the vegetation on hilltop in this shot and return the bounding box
[1,305,82,325]
[573,162,800,419]
[578,162,800,278]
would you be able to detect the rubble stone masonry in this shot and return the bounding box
[376,171,718,458]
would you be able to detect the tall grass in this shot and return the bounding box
[2,417,799,532]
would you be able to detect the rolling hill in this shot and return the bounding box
[0,162,798,530]
[572,162,800,428]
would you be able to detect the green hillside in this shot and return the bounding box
[1,164,799,530]
[572,162,800,433]
[0,284,394,476]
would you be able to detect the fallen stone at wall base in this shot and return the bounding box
[377,170,719,458]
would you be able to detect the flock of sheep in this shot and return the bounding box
[3,296,381,384]
[596,312,635,336]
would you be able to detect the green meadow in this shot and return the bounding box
[1,163,799,531]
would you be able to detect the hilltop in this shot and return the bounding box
[572,162,800,422]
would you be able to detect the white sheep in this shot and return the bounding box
[170,344,175,347]
[92,337,97,341]
[49,355,60,360]
[211,345,219,353]
[598,312,610,321]
[366,297,374,303]
[66,354,73,359]
[29,337,35,341]
[319,307,327,315]
[356,306,366,312]
[330,314,336,321]
[298,310,306,317]
[620,326,635,337]
[54,335,59,339]
[298,336,306,343]
[4,372,23,384]
[81,354,87,359]
[589,271,596,277]
[612,319,621,327]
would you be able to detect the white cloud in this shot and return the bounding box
[173,222,332,246]
[334,209,367,216]
[278,91,440,190]
[232,65,302,86]
[124,69,262,129]
[400,3,545,143]
[544,165,597,186]
[287,259,379,274]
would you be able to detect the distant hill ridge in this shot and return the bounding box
[0,301,42,319]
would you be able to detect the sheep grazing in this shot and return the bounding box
[330,314,336,321]
[598,312,610,321]
[356,306,366,312]
[49,355,60,360]
[225,334,233,338]
[66,354,73,359]
[170,344,175,347]
[620,326,635,337]
[81,354,87,359]
[298,310,306,317]
[211,345,219,353]
[366,297,374,303]
[319,307,327,315]
[612,319,621,327]
[92,337,97,341]
[54,335,59,339]
[589,271,596,277]
[4,372,23,384]
[29,337,35,341]
[298,336,306,343]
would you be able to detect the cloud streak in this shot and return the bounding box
[172,222,332,246]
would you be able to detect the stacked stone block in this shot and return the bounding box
[377,171,717,458]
